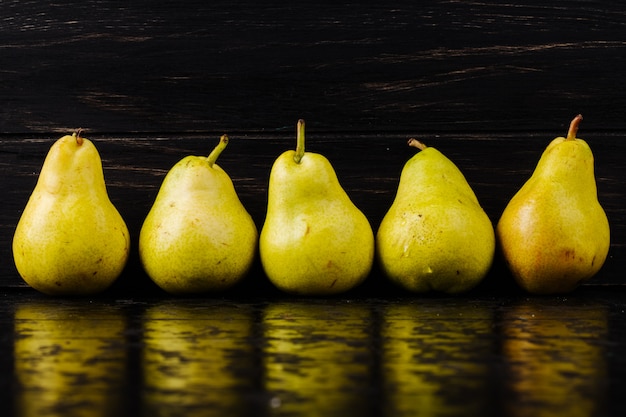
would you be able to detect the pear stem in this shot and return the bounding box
[408,138,427,151]
[567,114,583,140]
[207,134,229,167]
[294,119,305,164]
[74,129,84,145]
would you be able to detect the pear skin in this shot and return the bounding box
[12,132,130,295]
[496,115,610,294]
[139,135,258,294]
[259,120,374,295]
[376,139,495,294]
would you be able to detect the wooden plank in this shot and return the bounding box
[2,1,626,133]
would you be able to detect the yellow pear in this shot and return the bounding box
[12,131,130,295]
[376,139,495,293]
[496,115,610,294]
[259,120,374,295]
[139,135,258,294]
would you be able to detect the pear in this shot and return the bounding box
[496,115,610,294]
[376,139,495,294]
[139,134,258,294]
[259,120,374,295]
[12,131,130,295]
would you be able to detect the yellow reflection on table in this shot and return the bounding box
[14,301,127,417]
[502,300,608,417]
[141,302,255,417]
[262,301,373,416]
[380,301,494,417]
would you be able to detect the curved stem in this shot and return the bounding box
[207,134,229,167]
[408,138,427,151]
[294,119,305,164]
[74,128,84,145]
[567,114,583,140]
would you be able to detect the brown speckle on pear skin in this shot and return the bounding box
[563,249,576,260]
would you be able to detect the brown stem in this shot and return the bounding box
[408,138,427,151]
[207,134,229,167]
[74,128,84,145]
[566,114,583,140]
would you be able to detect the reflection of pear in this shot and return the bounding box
[502,300,608,417]
[142,302,255,417]
[14,302,127,417]
[12,132,130,295]
[381,302,494,416]
[262,302,373,416]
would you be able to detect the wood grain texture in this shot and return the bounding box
[1,1,624,291]
[2,1,626,133]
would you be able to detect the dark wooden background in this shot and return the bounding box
[1,0,624,292]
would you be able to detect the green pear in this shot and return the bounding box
[259,120,374,295]
[139,135,258,294]
[12,132,130,295]
[496,115,610,294]
[376,139,495,293]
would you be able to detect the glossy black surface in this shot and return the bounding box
[2,286,626,417]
